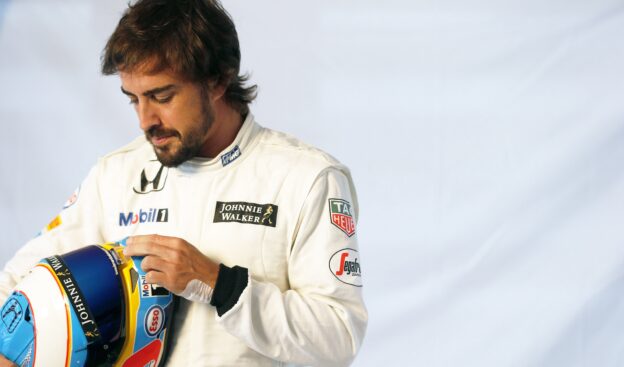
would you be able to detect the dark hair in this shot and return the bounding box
[101,0,256,114]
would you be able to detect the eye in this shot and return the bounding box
[128,97,138,105]
[153,94,174,104]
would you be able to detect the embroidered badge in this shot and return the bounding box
[328,199,355,237]
[134,160,168,194]
[63,186,80,209]
[220,145,242,167]
[214,201,278,227]
[329,248,362,287]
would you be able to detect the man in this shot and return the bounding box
[0,0,366,366]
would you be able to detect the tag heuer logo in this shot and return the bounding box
[328,199,355,237]
[214,201,278,227]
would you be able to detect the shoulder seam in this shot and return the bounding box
[100,136,146,159]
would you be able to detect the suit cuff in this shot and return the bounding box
[210,264,249,316]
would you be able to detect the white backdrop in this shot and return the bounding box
[2,1,624,366]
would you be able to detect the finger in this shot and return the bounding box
[140,255,171,273]
[124,234,179,258]
[144,270,167,286]
[144,271,184,294]
[0,356,16,367]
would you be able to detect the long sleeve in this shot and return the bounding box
[213,167,368,366]
[0,164,106,303]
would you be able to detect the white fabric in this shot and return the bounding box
[177,279,214,304]
[0,114,367,366]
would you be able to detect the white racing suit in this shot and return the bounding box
[0,114,367,366]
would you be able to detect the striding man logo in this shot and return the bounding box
[55,270,71,277]
[261,205,274,225]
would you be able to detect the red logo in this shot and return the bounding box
[328,199,355,237]
[144,305,164,337]
[122,339,162,367]
[63,186,80,209]
[329,248,362,287]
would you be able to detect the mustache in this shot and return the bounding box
[146,126,180,140]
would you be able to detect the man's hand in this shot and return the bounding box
[0,355,15,367]
[124,235,220,293]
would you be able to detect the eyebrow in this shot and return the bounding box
[120,84,177,97]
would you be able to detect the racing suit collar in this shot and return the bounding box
[175,112,260,173]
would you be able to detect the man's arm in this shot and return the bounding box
[0,164,106,303]
[214,167,367,366]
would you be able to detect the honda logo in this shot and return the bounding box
[133,160,168,194]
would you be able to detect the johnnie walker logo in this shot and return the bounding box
[213,201,278,227]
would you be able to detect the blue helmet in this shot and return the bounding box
[0,239,176,366]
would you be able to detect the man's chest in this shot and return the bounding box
[101,167,299,290]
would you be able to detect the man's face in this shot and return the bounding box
[120,69,213,167]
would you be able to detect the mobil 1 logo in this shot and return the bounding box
[328,199,355,237]
[140,275,170,298]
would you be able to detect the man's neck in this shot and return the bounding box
[198,102,243,159]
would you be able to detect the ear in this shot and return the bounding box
[207,79,227,102]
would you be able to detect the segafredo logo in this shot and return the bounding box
[329,248,362,287]
[119,208,169,226]
[144,305,165,337]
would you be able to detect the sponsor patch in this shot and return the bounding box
[45,215,62,232]
[214,201,278,227]
[134,160,168,194]
[329,248,362,287]
[140,275,170,298]
[221,145,242,166]
[1,296,23,334]
[45,255,101,343]
[328,199,355,237]
[119,208,169,227]
[63,186,80,209]
[144,305,165,337]
[120,339,162,367]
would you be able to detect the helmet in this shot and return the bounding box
[0,238,176,366]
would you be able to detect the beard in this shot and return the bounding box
[146,99,214,167]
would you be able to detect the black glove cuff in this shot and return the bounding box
[210,264,249,316]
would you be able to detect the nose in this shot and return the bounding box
[136,101,160,132]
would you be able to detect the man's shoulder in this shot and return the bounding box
[93,136,154,174]
[101,136,151,160]
[257,126,344,171]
